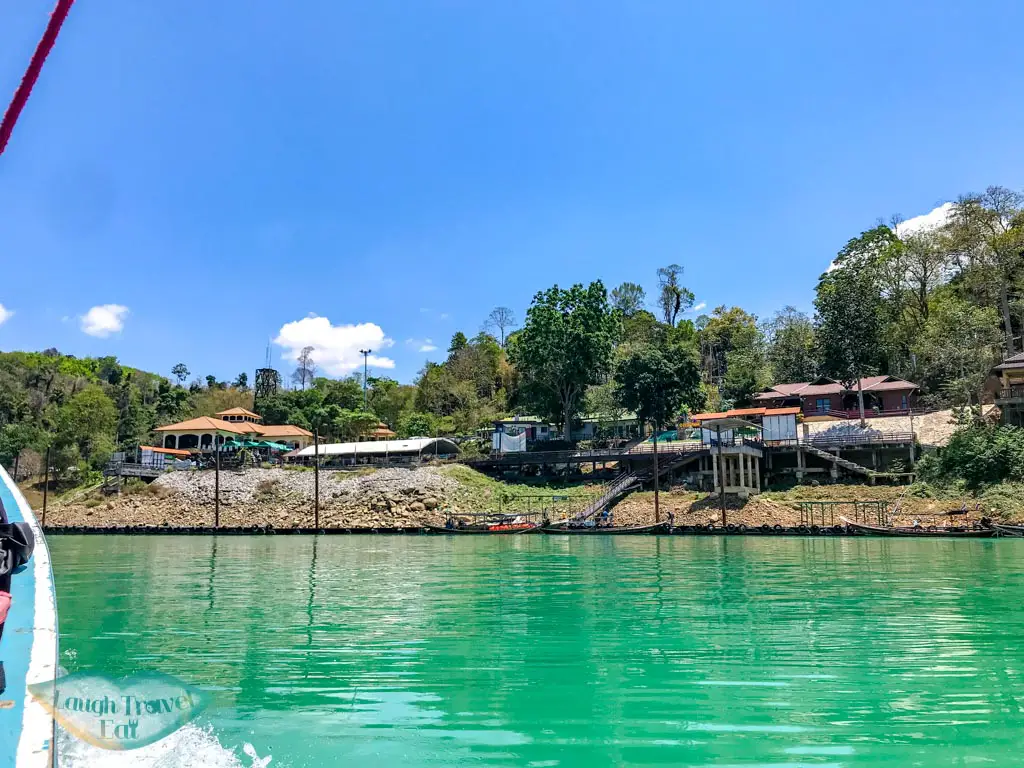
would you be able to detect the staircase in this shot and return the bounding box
[572,471,642,521]
[803,444,876,479]
[570,449,708,522]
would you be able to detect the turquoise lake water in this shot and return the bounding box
[49,535,1024,766]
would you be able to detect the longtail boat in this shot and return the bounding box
[541,522,667,535]
[841,516,993,538]
[428,513,543,534]
[0,466,59,768]
[980,520,1024,537]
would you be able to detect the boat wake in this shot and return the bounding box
[57,723,275,768]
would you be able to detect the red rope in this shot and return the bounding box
[0,0,76,158]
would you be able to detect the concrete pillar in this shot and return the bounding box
[712,452,719,489]
[796,447,804,481]
[755,456,761,491]
[739,451,746,488]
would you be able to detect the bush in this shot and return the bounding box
[255,478,279,496]
[924,424,1024,490]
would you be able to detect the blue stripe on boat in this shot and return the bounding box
[0,468,56,768]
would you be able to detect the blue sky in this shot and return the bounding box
[2,1,1023,384]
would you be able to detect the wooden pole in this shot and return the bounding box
[314,429,320,530]
[214,441,220,528]
[13,453,19,483]
[652,423,660,524]
[717,426,726,527]
[41,445,50,528]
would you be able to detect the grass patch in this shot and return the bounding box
[440,465,600,516]
[255,478,280,498]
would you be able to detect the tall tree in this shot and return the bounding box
[610,282,647,317]
[291,346,317,390]
[614,345,703,521]
[913,290,1002,413]
[448,332,468,357]
[510,282,617,440]
[484,307,517,347]
[697,306,761,386]
[656,264,695,327]
[233,372,249,391]
[765,307,817,383]
[171,363,189,385]
[946,187,1024,354]
[815,230,889,424]
[614,345,704,426]
[720,322,769,407]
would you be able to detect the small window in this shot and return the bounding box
[815,398,829,412]
[900,394,908,410]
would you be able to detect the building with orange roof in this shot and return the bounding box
[154,413,314,452]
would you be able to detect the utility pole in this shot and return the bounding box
[214,441,220,528]
[314,428,320,530]
[42,445,50,528]
[652,422,660,524]
[908,406,916,466]
[359,349,372,410]
[717,425,726,527]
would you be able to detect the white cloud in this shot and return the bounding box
[690,301,707,313]
[895,203,953,238]
[274,315,395,375]
[407,338,438,353]
[80,304,128,337]
[0,304,13,326]
[826,203,956,273]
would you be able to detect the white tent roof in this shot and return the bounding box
[290,437,459,458]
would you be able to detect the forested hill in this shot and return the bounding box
[3,185,1023,483]
[0,350,253,474]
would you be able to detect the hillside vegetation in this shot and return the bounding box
[4,185,1024,493]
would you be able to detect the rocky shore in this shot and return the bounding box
[47,467,465,530]
[45,466,998,531]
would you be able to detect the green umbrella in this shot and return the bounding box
[242,440,262,448]
[266,442,291,451]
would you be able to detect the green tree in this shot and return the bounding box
[56,386,118,467]
[765,307,817,383]
[333,409,381,441]
[913,290,1002,412]
[171,363,190,385]
[656,264,695,326]
[397,411,438,438]
[720,322,768,407]
[946,187,1024,354]
[697,306,761,385]
[510,282,617,440]
[610,282,646,317]
[815,227,891,423]
[448,332,469,357]
[613,345,703,427]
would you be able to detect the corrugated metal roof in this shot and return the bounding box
[290,437,459,458]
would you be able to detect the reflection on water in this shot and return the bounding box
[51,535,1024,766]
